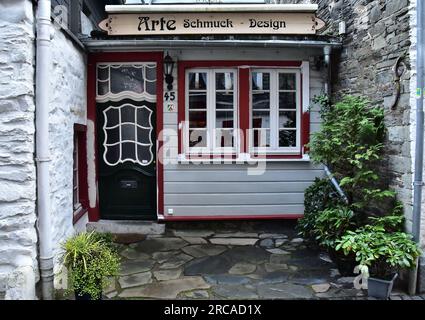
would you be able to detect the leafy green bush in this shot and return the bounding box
[308,95,393,211]
[61,232,120,299]
[336,225,421,280]
[313,205,357,249]
[297,178,342,242]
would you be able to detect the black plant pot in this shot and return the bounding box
[74,290,103,301]
[328,249,358,277]
[368,274,398,300]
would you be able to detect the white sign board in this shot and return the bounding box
[99,12,325,36]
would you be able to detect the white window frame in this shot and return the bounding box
[73,133,82,213]
[249,68,302,155]
[185,68,239,155]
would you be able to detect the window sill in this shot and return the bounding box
[73,207,88,225]
[177,154,311,164]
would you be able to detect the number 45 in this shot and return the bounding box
[164,92,176,101]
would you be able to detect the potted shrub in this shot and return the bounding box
[312,205,358,276]
[336,225,421,299]
[61,231,120,300]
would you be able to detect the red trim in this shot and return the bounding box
[239,68,250,153]
[73,124,89,225]
[163,214,304,221]
[302,112,311,154]
[87,52,164,222]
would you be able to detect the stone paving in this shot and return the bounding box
[102,221,421,300]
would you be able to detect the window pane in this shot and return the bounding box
[105,145,120,164]
[122,124,136,141]
[137,107,153,128]
[146,81,156,95]
[105,127,120,145]
[216,111,234,128]
[121,104,136,123]
[137,145,153,164]
[98,82,109,96]
[216,92,234,110]
[279,130,297,147]
[110,66,144,94]
[279,111,297,129]
[122,141,136,160]
[97,66,109,81]
[216,72,234,90]
[279,92,296,110]
[215,129,234,148]
[137,127,151,145]
[189,111,207,128]
[189,92,207,109]
[189,129,207,148]
[189,72,207,90]
[252,72,270,90]
[253,129,271,148]
[252,92,270,110]
[104,107,119,128]
[145,64,157,82]
[279,73,296,90]
[252,111,270,129]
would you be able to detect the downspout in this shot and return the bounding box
[409,0,424,295]
[35,0,54,300]
[322,46,349,204]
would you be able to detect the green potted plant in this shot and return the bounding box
[336,225,421,299]
[61,231,120,300]
[312,205,358,276]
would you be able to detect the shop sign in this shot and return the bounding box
[99,13,325,36]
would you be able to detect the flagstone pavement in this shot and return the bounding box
[99,221,422,300]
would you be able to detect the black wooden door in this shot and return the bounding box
[97,100,157,220]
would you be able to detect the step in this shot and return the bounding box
[87,220,165,235]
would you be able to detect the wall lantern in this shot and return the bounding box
[164,52,175,91]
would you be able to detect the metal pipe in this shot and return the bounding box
[324,165,349,204]
[320,46,350,204]
[409,0,425,295]
[35,0,54,300]
[82,38,342,51]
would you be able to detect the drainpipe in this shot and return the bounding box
[321,46,349,203]
[409,0,425,295]
[35,0,54,300]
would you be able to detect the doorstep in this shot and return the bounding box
[87,220,165,236]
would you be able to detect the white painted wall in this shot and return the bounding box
[0,0,38,300]
[48,27,87,283]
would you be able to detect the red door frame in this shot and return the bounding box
[87,52,164,222]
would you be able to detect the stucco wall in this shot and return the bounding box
[0,0,38,300]
[49,26,87,283]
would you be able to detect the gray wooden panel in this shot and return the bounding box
[164,169,325,182]
[166,193,304,206]
[165,204,305,216]
[164,181,314,194]
[165,162,321,171]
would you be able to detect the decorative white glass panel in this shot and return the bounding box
[103,104,154,167]
[96,63,157,103]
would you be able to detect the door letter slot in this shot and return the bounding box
[120,180,138,189]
